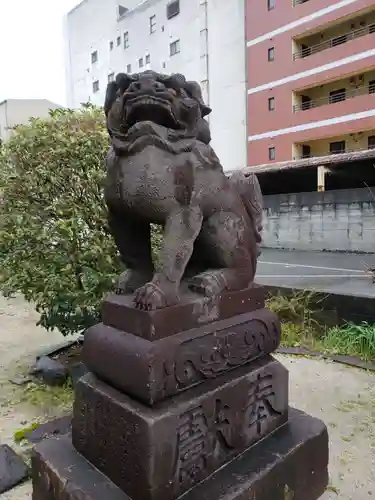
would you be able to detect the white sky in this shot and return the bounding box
[0,0,79,105]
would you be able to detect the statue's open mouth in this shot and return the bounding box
[125,96,179,129]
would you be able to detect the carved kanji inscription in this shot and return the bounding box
[174,363,288,492]
[177,406,209,486]
[245,373,282,438]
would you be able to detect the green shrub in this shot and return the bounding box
[266,290,322,333]
[267,291,375,360]
[324,322,375,361]
[0,107,122,335]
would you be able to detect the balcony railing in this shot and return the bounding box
[295,145,375,160]
[293,0,309,6]
[293,83,375,112]
[293,23,375,60]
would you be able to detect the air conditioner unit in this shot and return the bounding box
[358,74,365,84]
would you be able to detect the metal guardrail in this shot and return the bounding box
[293,23,375,59]
[293,83,375,112]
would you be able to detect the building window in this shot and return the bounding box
[108,73,115,83]
[146,54,151,65]
[124,31,129,49]
[150,15,156,33]
[109,41,114,51]
[117,36,121,46]
[91,51,98,64]
[170,39,180,56]
[268,47,275,61]
[301,94,312,111]
[369,80,375,94]
[127,64,132,73]
[269,147,275,160]
[268,97,275,111]
[301,144,311,158]
[167,0,180,19]
[368,136,375,149]
[139,57,144,68]
[267,0,275,10]
[329,141,346,155]
[329,88,346,104]
[93,80,100,93]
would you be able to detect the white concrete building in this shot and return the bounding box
[0,99,63,142]
[64,0,247,172]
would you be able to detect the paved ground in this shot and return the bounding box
[0,296,64,500]
[0,292,374,499]
[257,248,375,297]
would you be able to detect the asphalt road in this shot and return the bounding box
[257,248,375,298]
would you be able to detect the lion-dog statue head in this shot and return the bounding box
[104,70,212,151]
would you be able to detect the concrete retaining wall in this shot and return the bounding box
[262,188,375,253]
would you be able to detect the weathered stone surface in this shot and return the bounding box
[102,285,265,340]
[30,356,68,386]
[9,374,33,386]
[104,71,263,311]
[32,409,328,500]
[181,408,329,500]
[32,436,130,500]
[84,307,280,405]
[0,444,29,494]
[69,361,88,386]
[72,356,288,500]
[26,416,72,445]
[36,337,83,361]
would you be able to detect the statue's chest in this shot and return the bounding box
[106,146,177,215]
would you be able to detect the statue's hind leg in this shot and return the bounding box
[187,211,257,296]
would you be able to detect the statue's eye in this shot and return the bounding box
[116,73,134,93]
[163,73,186,92]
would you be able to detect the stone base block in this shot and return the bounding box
[32,409,329,500]
[101,285,265,341]
[84,307,280,405]
[72,356,288,500]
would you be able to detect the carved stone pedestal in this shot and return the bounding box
[32,409,328,500]
[31,287,329,500]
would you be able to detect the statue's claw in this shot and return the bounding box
[134,282,180,311]
[187,271,228,297]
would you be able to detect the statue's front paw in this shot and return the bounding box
[134,282,180,311]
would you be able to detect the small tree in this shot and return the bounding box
[0,106,123,335]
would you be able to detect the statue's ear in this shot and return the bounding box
[185,81,212,117]
[201,104,212,117]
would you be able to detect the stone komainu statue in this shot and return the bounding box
[104,70,263,310]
